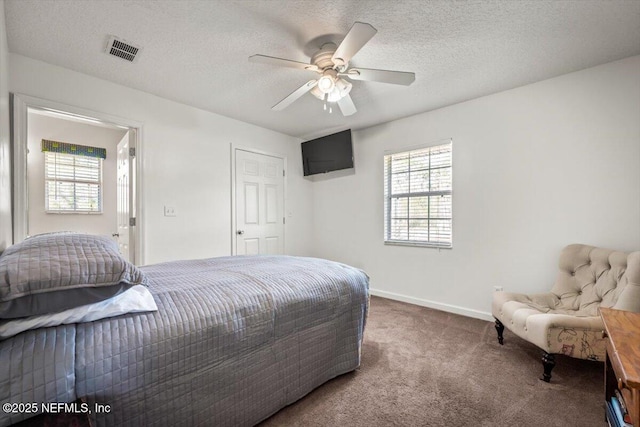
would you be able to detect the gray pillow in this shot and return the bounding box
[0,233,147,319]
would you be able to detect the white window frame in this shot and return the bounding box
[44,151,104,214]
[384,139,453,248]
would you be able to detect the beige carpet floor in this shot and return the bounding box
[260,296,605,427]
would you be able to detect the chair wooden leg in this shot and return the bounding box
[494,319,505,345]
[540,352,555,382]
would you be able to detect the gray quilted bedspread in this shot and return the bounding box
[0,255,369,426]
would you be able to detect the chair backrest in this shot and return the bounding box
[550,244,640,316]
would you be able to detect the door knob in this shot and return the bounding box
[237,230,245,235]
[112,233,120,237]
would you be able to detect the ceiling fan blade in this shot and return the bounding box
[344,67,415,86]
[249,54,318,72]
[272,80,318,111]
[337,94,357,116]
[331,22,377,67]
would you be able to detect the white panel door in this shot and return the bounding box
[116,131,135,263]
[235,150,284,255]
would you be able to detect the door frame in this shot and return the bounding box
[11,93,145,265]
[230,145,287,255]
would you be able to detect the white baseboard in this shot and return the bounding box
[369,288,494,322]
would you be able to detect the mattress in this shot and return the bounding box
[0,255,369,426]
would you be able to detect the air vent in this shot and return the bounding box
[105,36,141,62]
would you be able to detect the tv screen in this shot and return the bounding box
[301,129,353,176]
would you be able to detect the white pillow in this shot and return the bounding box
[0,285,157,340]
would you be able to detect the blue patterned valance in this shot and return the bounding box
[41,139,107,159]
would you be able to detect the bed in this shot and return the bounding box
[0,233,369,426]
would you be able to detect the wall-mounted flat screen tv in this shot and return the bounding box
[301,129,353,176]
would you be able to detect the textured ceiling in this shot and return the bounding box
[5,0,640,139]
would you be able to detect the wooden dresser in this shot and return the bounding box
[601,307,640,427]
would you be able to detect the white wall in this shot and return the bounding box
[10,53,313,265]
[311,55,640,320]
[8,49,639,320]
[0,0,11,252]
[26,112,126,237]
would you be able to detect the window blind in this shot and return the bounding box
[44,151,103,213]
[384,142,452,247]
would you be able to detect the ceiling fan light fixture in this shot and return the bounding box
[326,78,352,103]
[317,75,335,93]
[327,89,341,103]
[317,69,339,94]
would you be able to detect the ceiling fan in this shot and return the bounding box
[249,22,415,117]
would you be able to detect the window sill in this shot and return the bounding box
[384,240,452,249]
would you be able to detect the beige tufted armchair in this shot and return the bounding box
[492,244,640,382]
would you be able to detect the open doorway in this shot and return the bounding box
[12,94,143,264]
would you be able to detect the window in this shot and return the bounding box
[44,151,103,213]
[384,141,452,247]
